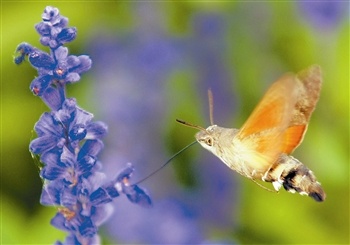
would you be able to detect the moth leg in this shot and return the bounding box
[250,178,278,193]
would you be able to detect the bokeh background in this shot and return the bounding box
[2,1,349,244]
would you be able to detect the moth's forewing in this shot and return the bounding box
[237,73,298,139]
[282,65,322,154]
[235,73,299,173]
[282,124,307,154]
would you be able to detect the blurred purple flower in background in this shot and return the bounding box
[89,3,238,244]
[298,0,348,31]
[192,13,236,122]
[189,12,239,227]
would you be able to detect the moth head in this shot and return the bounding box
[176,119,218,153]
[195,125,218,153]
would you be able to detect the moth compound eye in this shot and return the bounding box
[205,137,213,146]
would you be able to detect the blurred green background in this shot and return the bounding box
[1,1,349,244]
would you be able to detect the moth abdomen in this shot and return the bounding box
[264,154,326,202]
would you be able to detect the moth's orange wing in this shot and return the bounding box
[237,73,298,141]
[237,74,298,139]
[234,65,322,175]
[282,124,307,154]
[282,65,322,154]
[235,73,299,172]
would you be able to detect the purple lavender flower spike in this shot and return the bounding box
[17,6,152,244]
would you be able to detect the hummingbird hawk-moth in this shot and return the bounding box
[177,65,325,202]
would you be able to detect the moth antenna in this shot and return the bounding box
[176,119,207,131]
[208,88,214,125]
[132,140,198,185]
[250,178,278,193]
